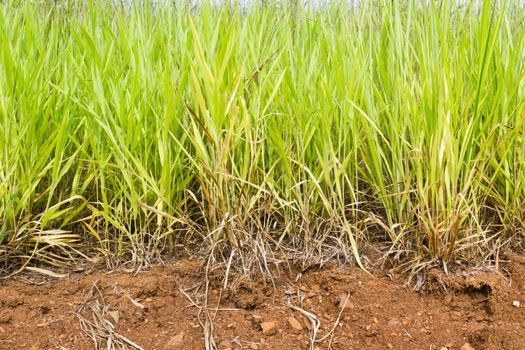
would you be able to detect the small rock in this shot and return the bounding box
[461,343,476,350]
[165,331,185,349]
[260,321,278,336]
[365,325,377,337]
[440,347,449,350]
[387,343,393,349]
[338,293,354,309]
[512,300,520,308]
[108,310,120,325]
[444,293,453,306]
[303,318,312,330]
[287,316,303,333]
[387,318,400,327]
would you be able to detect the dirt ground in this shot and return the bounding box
[1,252,525,350]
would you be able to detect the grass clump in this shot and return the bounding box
[1,0,525,274]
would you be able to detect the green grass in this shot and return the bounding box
[1,0,525,273]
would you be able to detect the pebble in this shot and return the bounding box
[109,310,120,325]
[512,300,520,308]
[165,331,185,349]
[287,316,303,333]
[365,325,377,337]
[303,318,312,330]
[338,293,354,309]
[387,318,400,327]
[260,321,278,336]
[461,343,476,350]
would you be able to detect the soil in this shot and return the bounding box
[1,253,525,350]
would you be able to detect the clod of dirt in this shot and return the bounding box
[0,312,12,324]
[3,297,24,308]
[309,284,321,293]
[218,339,233,349]
[461,343,476,350]
[287,316,303,333]
[260,321,277,336]
[165,330,185,349]
[230,281,265,310]
[39,305,52,315]
[135,286,159,299]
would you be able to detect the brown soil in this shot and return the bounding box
[1,253,524,350]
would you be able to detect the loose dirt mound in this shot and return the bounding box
[1,254,524,350]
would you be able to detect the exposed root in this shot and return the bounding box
[287,288,347,350]
[75,280,143,350]
[179,287,217,350]
[287,300,320,350]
